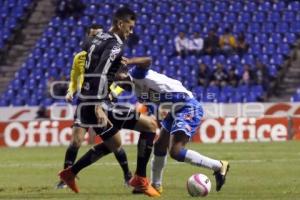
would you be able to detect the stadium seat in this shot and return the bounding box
[230,93,242,103]
[245,93,258,102]
[237,84,250,98]
[222,85,235,98]
[251,85,264,98]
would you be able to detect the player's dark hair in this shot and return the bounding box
[112,7,136,26]
[87,24,103,34]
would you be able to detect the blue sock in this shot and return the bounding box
[175,148,187,162]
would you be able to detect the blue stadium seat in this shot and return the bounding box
[27,98,38,106]
[50,16,62,27]
[284,33,296,44]
[268,65,278,78]
[239,12,251,22]
[184,2,198,14]
[276,22,289,33]
[226,12,237,23]
[196,13,207,23]
[204,86,219,102]
[263,44,276,55]
[259,1,271,12]
[0,99,9,107]
[291,94,300,102]
[41,98,54,106]
[84,4,97,16]
[245,93,258,102]
[277,43,290,55]
[252,12,265,23]
[193,86,204,101]
[290,22,300,33]
[251,85,264,98]
[222,85,235,99]
[262,22,275,33]
[218,92,228,103]
[250,43,262,56]
[237,84,250,97]
[228,1,242,12]
[248,23,260,33]
[267,11,280,22]
[272,1,285,11]
[230,93,242,103]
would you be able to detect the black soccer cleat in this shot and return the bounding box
[214,160,230,192]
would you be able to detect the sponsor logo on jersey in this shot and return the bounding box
[98,32,113,40]
[110,45,121,61]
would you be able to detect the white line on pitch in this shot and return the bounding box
[0,158,300,168]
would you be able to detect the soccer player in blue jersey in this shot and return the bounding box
[119,56,230,194]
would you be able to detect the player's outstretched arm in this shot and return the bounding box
[121,56,152,69]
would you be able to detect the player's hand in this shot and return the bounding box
[65,92,73,103]
[95,105,112,127]
[121,56,129,66]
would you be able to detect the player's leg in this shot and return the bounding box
[56,125,86,189]
[64,126,86,169]
[71,130,121,175]
[168,100,229,192]
[58,104,122,193]
[169,130,228,191]
[58,128,121,193]
[169,131,222,171]
[150,127,170,193]
[113,147,132,186]
[131,114,157,178]
[122,113,160,197]
[88,126,132,183]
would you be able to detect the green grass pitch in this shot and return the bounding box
[0,141,299,200]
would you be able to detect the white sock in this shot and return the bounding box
[151,155,167,186]
[184,149,222,171]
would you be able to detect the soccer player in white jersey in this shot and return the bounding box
[119,56,230,194]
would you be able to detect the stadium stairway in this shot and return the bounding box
[270,43,300,101]
[0,0,55,94]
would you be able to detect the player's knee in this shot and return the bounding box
[71,127,85,147]
[71,132,85,148]
[154,139,167,152]
[142,117,157,133]
[169,147,186,162]
[70,138,82,148]
[169,148,179,160]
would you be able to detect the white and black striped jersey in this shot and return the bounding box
[80,31,124,101]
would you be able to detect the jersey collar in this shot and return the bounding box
[113,33,123,44]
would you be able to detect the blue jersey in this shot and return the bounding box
[129,67,203,137]
[129,67,193,104]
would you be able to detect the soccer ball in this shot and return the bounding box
[186,173,211,197]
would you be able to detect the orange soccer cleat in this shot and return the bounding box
[129,174,161,197]
[58,167,79,193]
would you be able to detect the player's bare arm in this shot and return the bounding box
[121,56,152,69]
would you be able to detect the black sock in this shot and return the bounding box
[64,145,79,169]
[71,143,111,175]
[135,132,155,177]
[114,147,130,176]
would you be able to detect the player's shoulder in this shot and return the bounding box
[96,32,115,41]
[129,66,149,79]
[74,51,87,60]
